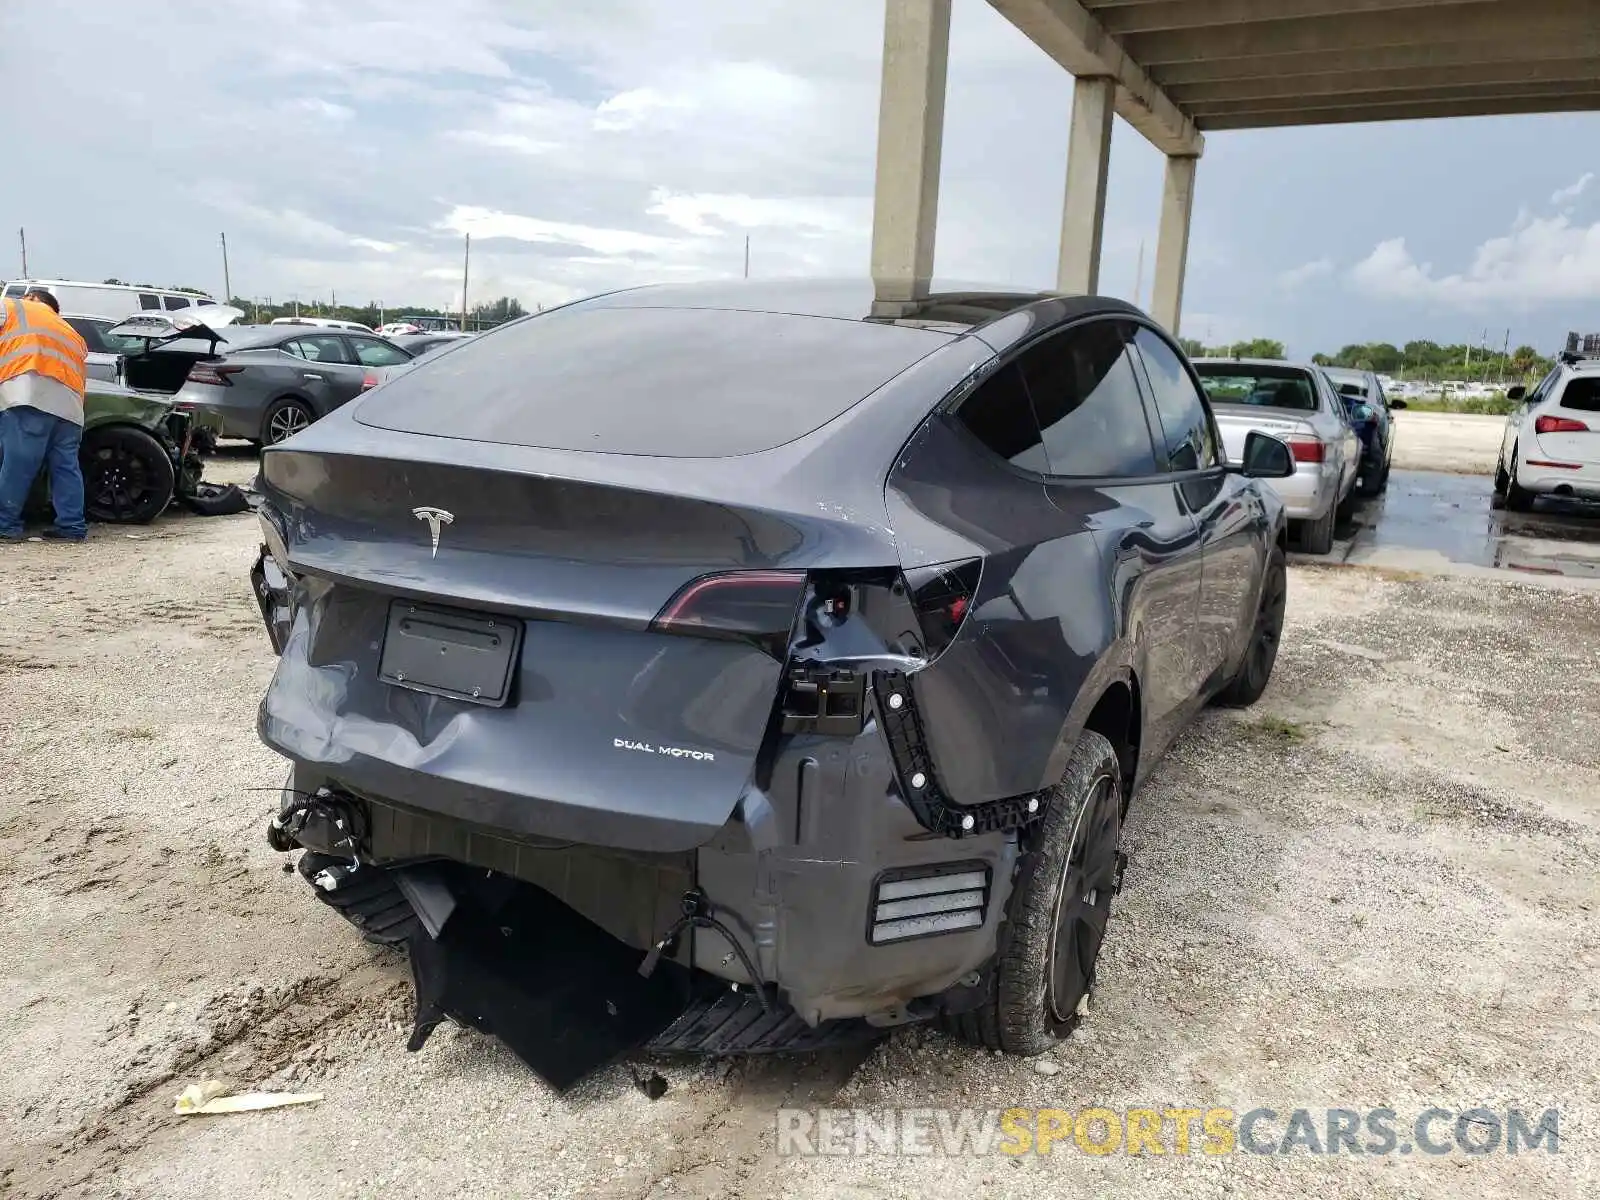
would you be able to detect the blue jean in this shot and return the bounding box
[0,405,87,538]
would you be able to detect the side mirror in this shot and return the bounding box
[1235,429,1295,479]
[1351,402,1375,422]
[1388,397,1407,410]
[1505,385,1526,402]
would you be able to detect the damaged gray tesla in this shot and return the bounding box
[249,278,1294,1091]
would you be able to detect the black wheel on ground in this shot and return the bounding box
[1298,501,1336,554]
[1504,445,1536,512]
[1336,487,1359,523]
[1491,455,1509,510]
[1213,543,1287,708]
[296,852,420,946]
[178,481,252,517]
[261,397,315,446]
[80,425,176,524]
[1357,459,1384,498]
[943,729,1124,1055]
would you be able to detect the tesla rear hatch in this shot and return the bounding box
[255,302,954,852]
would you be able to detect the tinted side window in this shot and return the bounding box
[1016,320,1159,477]
[350,337,411,367]
[1558,377,1600,413]
[953,362,1049,473]
[1134,328,1219,472]
[286,335,350,363]
[163,295,192,310]
[139,293,161,310]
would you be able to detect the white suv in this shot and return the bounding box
[1494,356,1600,510]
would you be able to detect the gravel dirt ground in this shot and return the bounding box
[3,453,1598,1199]
[1389,411,1503,475]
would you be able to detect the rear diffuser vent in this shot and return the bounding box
[868,863,990,945]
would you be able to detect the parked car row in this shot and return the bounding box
[1192,357,1402,553]
[93,313,475,447]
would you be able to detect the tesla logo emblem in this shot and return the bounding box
[412,506,454,557]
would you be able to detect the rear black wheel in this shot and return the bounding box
[262,397,315,446]
[81,426,175,524]
[1298,501,1336,555]
[1214,544,1286,707]
[944,729,1124,1055]
[1504,444,1536,512]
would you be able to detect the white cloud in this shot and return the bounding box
[1277,257,1334,291]
[1551,173,1593,206]
[437,204,681,256]
[645,189,868,237]
[1350,213,1600,306]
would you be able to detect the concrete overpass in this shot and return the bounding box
[869,0,1600,333]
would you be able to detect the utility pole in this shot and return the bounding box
[743,235,750,279]
[19,227,27,277]
[220,232,231,303]
[460,233,471,331]
[1496,328,1509,384]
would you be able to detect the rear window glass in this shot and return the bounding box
[1559,377,1600,413]
[356,304,949,457]
[1195,366,1318,413]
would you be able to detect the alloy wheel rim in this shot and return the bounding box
[87,446,153,519]
[1046,774,1120,1023]
[269,406,310,443]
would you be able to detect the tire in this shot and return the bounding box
[1213,544,1286,708]
[1298,500,1336,555]
[297,852,420,946]
[1357,455,1385,498]
[261,397,315,446]
[943,729,1124,1055]
[1491,455,1509,510]
[80,425,176,525]
[1504,445,1536,512]
[178,481,252,517]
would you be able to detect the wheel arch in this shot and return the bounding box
[1044,657,1144,805]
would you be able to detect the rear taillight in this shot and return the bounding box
[904,559,981,658]
[1535,414,1589,434]
[360,370,380,392]
[1286,435,1325,463]
[187,364,243,387]
[651,570,807,657]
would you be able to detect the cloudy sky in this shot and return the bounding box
[4,0,1599,357]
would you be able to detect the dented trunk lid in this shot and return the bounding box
[255,437,903,853]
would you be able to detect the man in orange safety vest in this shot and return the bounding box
[0,286,90,542]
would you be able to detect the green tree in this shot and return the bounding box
[1178,337,1205,358]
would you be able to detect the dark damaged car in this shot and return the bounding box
[250,279,1294,1089]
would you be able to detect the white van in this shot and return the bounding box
[268,316,376,333]
[0,278,217,320]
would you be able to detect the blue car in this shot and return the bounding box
[1320,367,1404,496]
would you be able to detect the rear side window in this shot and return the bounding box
[3,283,24,298]
[139,294,161,310]
[357,303,950,457]
[1558,377,1600,413]
[1016,320,1159,477]
[954,362,1049,473]
[350,337,411,367]
[1136,329,1220,472]
[163,295,192,310]
[286,335,350,363]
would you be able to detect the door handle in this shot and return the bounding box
[1134,519,1155,530]
[302,372,324,381]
